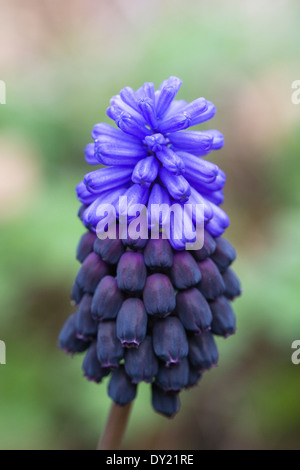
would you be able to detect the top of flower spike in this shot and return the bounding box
[77,76,229,249]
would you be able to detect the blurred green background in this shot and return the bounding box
[0,0,300,450]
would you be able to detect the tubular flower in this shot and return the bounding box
[59,77,241,418]
[76,76,228,244]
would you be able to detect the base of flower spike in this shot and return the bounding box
[59,230,241,417]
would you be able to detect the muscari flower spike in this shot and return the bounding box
[59,77,241,418]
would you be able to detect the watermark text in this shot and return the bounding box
[0,80,6,104]
[0,340,6,365]
[95,198,204,250]
[291,340,300,365]
[291,80,300,104]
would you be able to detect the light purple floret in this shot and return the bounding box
[77,76,228,244]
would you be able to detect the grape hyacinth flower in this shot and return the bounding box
[59,77,241,426]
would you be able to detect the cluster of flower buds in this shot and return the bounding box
[59,77,241,417]
[59,229,240,417]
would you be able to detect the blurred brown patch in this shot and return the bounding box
[0,134,42,221]
[20,282,75,342]
[219,68,300,249]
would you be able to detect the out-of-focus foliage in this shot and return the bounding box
[0,0,299,449]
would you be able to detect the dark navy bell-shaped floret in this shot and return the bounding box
[192,229,216,261]
[188,331,219,370]
[75,293,98,340]
[170,251,202,290]
[143,273,176,317]
[76,252,110,294]
[152,384,180,418]
[97,321,124,367]
[76,231,97,263]
[197,258,225,300]
[117,252,147,292]
[121,234,148,250]
[153,317,188,366]
[125,336,159,383]
[82,342,110,383]
[143,237,174,271]
[156,357,189,392]
[116,298,148,348]
[222,268,242,300]
[58,313,90,354]
[70,281,84,305]
[210,296,236,337]
[211,237,236,273]
[91,275,123,321]
[185,367,203,389]
[176,287,212,334]
[108,366,137,406]
[93,236,125,265]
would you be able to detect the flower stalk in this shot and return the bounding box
[98,403,133,450]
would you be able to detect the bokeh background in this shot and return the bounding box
[0,0,299,450]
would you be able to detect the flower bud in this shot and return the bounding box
[188,332,219,370]
[108,366,137,406]
[176,288,212,333]
[143,274,176,317]
[97,321,123,367]
[152,384,180,418]
[75,294,98,340]
[116,298,147,348]
[121,234,148,250]
[197,258,225,300]
[125,336,159,383]
[96,142,147,166]
[76,231,97,263]
[93,236,125,265]
[222,268,242,300]
[83,142,98,165]
[159,167,191,203]
[170,251,201,290]
[157,78,182,117]
[70,281,84,305]
[205,204,230,237]
[75,252,110,294]
[210,296,236,337]
[153,317,188,366]
[143,238,174,271]
[185,367,202,389]
[117,252,147,292]
[77,204,87,222]
[76,181,98,205]
[211,237,236,273]
[192,229,216,261]
[132,156,160,187]
[82,342,110,383]
[156,358,189,392]
[91,276,123,321]
[58,314,90,354]
[156,146,185,174]
[84,166,132,194]
[168,130,213,154]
